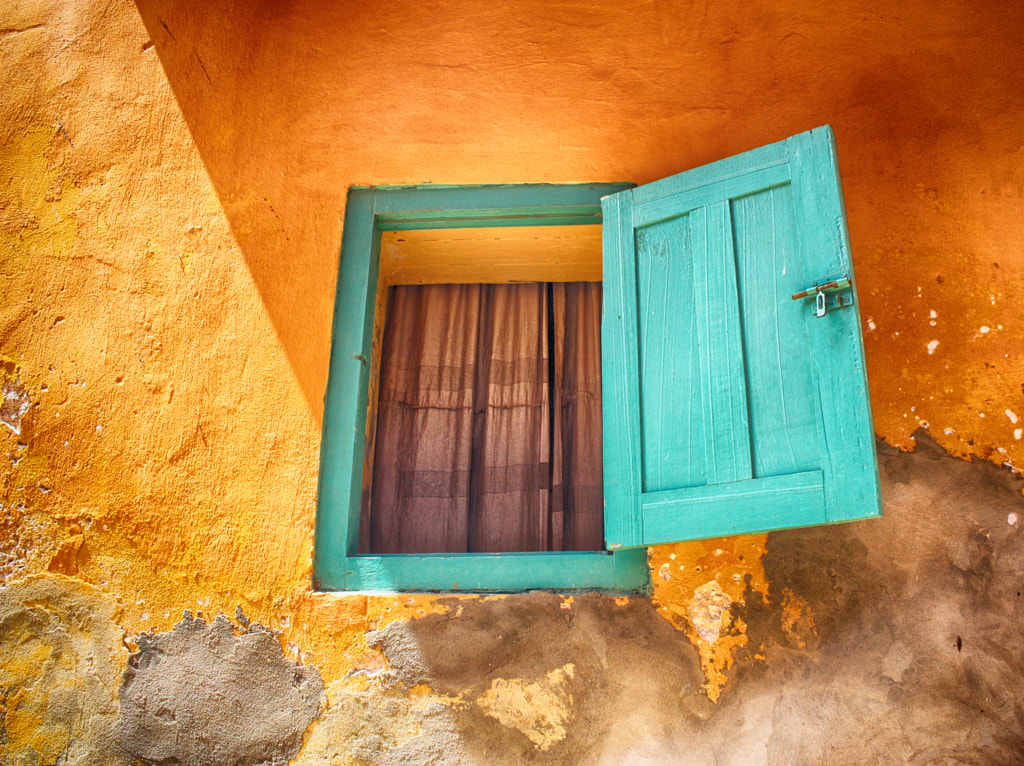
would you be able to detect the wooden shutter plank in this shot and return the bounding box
[693,201,753,485]
[732,185,820,478]
[633,161,791,228]
[788,127,881,522]
[601,190,644,548]
[641,470,825,544]
[636,214,707,493]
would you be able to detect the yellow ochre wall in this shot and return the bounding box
[2,0,1024,761]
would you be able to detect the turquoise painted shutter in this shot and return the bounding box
[601,125,881,549]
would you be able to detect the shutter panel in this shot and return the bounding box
[601,125,881,549]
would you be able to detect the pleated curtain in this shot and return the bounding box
[361,282,604,554]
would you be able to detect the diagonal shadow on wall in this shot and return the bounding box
[133,0,1024,457]
[133,1,375,420]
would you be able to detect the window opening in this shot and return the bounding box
[315,127,881,594]
[362,280,604,555]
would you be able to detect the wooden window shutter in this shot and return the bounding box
[601,125,881,549]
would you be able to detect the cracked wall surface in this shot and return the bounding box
[2,0,1024,763]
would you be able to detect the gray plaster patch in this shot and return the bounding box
[116,611,324,766]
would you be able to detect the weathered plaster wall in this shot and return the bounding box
[7,438,1024,764]
[2,0,1024,763]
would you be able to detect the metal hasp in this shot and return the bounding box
[792,275,852,317]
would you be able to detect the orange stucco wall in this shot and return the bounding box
[129,0,1024,461]
[3,0,1024,758]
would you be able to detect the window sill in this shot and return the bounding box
[313,548,651,594]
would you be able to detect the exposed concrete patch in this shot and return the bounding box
[0,574,128,766]
[369,591,704,764]
[116,611,325,766]
[717,432,1024,764]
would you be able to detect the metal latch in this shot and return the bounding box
[792,276,852,318]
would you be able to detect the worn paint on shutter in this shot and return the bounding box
[601,125,880,549]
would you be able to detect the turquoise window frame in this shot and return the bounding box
[314,183,652,593]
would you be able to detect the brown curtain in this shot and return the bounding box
[362,282,604,554]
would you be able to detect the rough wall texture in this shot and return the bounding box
[3,0,1024,763]
[0,575,125,766]
[7,439,1022,764]
[117,612,324,766]
[295,435,1024,765]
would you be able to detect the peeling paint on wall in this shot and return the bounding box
[353,592,705,764]
[649,535,769,700]
[0,378,30,435]
[476,664,575,751]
